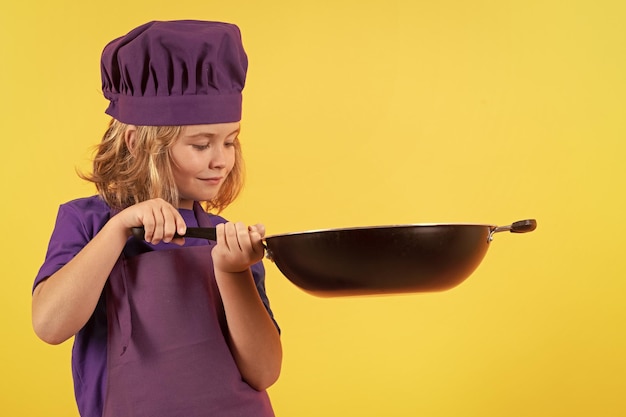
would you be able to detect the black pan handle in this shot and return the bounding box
[510,219,537,233]
[489,219,537,241]
[131,227,217,241]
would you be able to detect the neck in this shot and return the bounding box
[177,199,194,210]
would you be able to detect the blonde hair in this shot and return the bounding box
[80,119,244,212]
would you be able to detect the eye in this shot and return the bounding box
[192,144,209,150]
[225,136,239,147]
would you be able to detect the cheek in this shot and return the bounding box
[227,150,237,171]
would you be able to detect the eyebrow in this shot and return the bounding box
[185,128,240,139]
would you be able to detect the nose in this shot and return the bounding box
[208,145,227,169]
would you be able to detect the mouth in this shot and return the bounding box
[199,177,223,185]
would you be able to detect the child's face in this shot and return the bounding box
[170,122,239,209]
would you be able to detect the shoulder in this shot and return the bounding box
[60,195,110,214]
[34,196,111,289]
[57,196,111,238]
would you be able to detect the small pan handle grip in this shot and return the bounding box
[510,219,537,233]
[489,219,537,241]
[131,227,217,241]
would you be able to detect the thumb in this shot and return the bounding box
[248,223,266,239]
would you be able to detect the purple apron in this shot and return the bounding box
[103,206,274,417]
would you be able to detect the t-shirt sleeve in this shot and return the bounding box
[251,261,280,333]
[33,197,110,292]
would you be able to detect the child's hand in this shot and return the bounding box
[114,198,187,245]
[212,222,266,273]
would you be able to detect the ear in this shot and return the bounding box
[124,125,138,156]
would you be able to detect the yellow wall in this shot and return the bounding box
[2,0,624,415]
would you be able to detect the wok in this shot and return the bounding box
[132,219,536,296]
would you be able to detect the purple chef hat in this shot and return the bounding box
[101,20,248,126]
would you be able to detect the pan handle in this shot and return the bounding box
[131,226,270,257]
[131,226,217,241]
[488,219,537,242]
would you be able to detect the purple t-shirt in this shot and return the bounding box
[34,196,276,417]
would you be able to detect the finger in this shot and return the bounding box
[160,205,183,243]
[235,222,252,253]
[226,222,245,252]
[249,223,266,239]
[216,223,228,250]
[160,211,175,243]
[171,211,187,246]
[141,211,157,243]
[247,224,266,256]
[150,206,167,244]
[175,212,187,236]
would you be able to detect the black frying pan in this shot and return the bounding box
[132,219,536,296]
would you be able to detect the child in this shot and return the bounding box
[32,20,281,417]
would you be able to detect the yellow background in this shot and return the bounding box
[2,0,624,415]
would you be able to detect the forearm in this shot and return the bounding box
[32,218,129,344]
[215,269,282,391]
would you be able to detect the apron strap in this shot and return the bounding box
[193,201,216,228]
